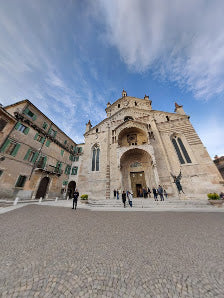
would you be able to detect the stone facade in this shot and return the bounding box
[0,100,82,200]
[75,91,224,200]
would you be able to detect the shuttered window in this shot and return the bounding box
[1,139,21,157]
[15,122,30,135]
[24,108,37,120]
[15,175,27,187]
[71,167,78,175]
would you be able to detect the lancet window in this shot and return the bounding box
[92,144,100,171]
[172,136,191,164]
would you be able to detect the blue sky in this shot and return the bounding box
[0,0,223,157]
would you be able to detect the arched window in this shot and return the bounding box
[172,136,191,164]
[92,145,100,171]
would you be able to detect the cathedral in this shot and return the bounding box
[76,90,223,200]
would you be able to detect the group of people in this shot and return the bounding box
[114,189,133,208]
[152,185,168,201]
[114,185,168,207]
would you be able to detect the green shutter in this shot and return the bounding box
[54,131,57,138]
[34,133,38,140]
[32,152,39,163]
[65,165,71,175]
[24,107,29,115]
[61,150,64,156]
[11,143,21,157]
[42,122,48,129]
[46,140,51,147]
[0,139,10,153]
[15,122,21,130]
[41,137,46,144]
[48,128,52,135]
[32,114,37,121]
[43,156,47,168]
[24,148,31,160]
[24,127,30,135]
[79,147,82,153]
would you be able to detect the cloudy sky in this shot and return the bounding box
[0,0,223,157]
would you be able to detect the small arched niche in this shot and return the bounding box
[124,116,134,122]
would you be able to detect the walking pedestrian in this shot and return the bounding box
[117,189,119,200]
[164,189,168,199]
[128,192,133,207]
[152,187,158,201]
[143,187,147,198]
[122,191,126,208]
[158,185,164,201]
[72,188,79,210]
[113,189,117,199]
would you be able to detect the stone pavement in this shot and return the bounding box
[1,205,224,297]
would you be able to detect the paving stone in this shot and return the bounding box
[0,205,224,297]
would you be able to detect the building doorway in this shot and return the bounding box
[35,176,50,199]
[120,148,155,197]
[130,171,146,197]
[67,181,76,199]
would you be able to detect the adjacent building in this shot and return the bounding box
[75,91,223,200]
[214,155,224,179]
[0,100,82,200]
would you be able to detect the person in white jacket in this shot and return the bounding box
[128,192,133,207]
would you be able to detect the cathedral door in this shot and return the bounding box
[130,171,146,198]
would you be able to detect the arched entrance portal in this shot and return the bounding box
[67,181,76,199]
[35,177,50,199]
[120,148,156,198]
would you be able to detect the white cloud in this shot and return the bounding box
[196,118,224,158]
[97,0,224,99]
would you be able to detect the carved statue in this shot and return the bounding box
[171,170,184,194]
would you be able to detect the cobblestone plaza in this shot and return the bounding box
[1,205,224,297]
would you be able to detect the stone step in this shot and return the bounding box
[87,198,212,209]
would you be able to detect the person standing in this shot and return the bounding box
[158,185,164,201]
[122,191,126,208]
[72,189,79,210]
[143,187,147,198]
[152,187,158,201]
[128,192,133,207]
[164,189,168,199]
[147,187,151,198]
[113,189,117,199]
[117,189,119,200]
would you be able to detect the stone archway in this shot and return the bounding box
[117,127,148,147]
[120,148,156,198]
[67,181,76,199]
[35,176,50,199]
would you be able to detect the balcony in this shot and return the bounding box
[35,164,63,176]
